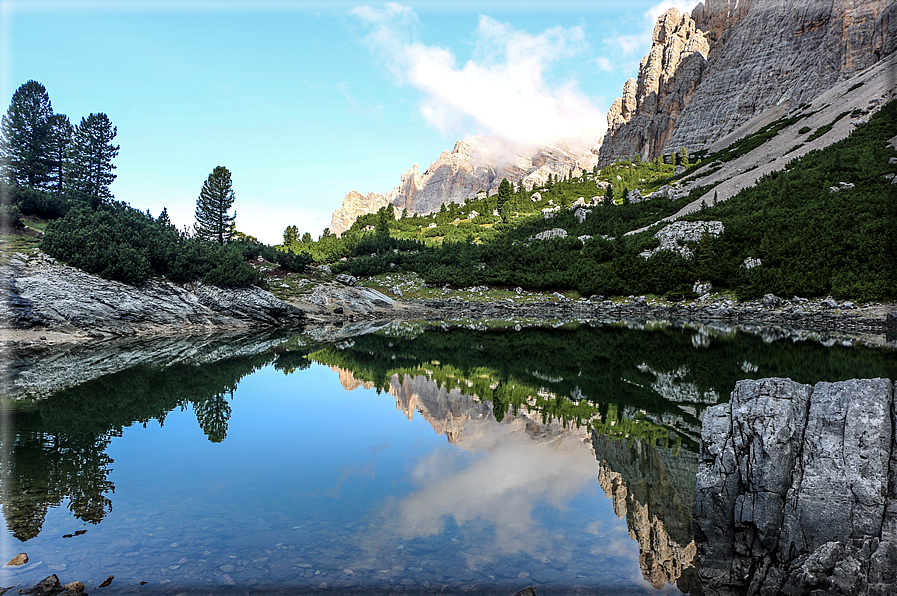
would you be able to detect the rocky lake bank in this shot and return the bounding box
[2,251,895,351]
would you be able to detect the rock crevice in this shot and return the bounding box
[695,377,897,595]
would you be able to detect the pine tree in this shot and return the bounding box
[194,166,236,244]
[47,114,72,195]
[496,178,512,222]
[1,80,55,189]
[283,224,298,246]
[157,207,172,227]
[66,113,119,200]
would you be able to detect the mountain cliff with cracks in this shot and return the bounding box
[600,0,897,162]
[330,136,601,236]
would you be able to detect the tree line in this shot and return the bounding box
[0,80,300,287]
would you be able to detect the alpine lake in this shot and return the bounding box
[3,318,896,596]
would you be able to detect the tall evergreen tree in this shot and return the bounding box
[496,178,512,222]
[1,80,54,189]
[194,165,236,244]
[66,113,119,200]
[47,114,72,195]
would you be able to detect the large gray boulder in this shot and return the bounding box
[1,252,305,336]
[695,377,897,595]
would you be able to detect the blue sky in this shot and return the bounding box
[2,0,698,244]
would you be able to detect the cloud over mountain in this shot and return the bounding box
[351,2,606,145]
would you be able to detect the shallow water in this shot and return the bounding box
[3,320,895,595]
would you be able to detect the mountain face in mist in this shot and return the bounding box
[330,136,601,236]
[599,0,897,162]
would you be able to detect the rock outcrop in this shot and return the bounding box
[601,0,897,162]
[694,377,897,595]
[601,7,710,162]
[1,252,305,337]
[330,136,601,235]
[639,220,724,260]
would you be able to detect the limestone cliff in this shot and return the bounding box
[601,7,710,162]
[330,136,601,236]
[600,0,897,161]
[329,190,396,238]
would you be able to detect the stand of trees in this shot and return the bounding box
[1,80,284,288]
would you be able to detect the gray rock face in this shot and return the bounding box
[1,253,304,336]
[601,0,897,162]
[694,377,897,596]
[600,7,710,163]
[667,0,897,154]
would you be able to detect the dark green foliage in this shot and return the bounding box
[47,114,72,195]
[0,82,52,186]
[496,178,512,221]
[194,165,236,244]
[1,182,70,219]
[847,81,864,93]
[690,99,897,300]
[0,202,22,229]
[1,80,55,190]
[65,113,119,200]
[230,238,312,272]
[806,111,851,143]
[41,201,265,287]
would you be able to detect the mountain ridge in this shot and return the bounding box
[328,0,897,237]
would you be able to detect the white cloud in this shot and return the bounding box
[369,415,600,562]
[351,3,606,146]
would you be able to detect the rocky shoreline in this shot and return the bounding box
[2,251,895,349]
[415,295,896,336]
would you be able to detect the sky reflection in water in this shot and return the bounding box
[2,362,664,595]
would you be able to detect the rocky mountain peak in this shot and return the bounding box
[601,0,897,162]
[329,134,601,236]
[601,7,710,162]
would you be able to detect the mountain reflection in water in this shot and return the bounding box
[3,320,895,594]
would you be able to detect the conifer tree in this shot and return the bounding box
[66,113,119,200]
[194,166,236,244]
[496,178,512,222]
[47,114,72,195]
[1,80,55,189]
[283,224,299,246]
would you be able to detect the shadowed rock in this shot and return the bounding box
[694,377,897,595]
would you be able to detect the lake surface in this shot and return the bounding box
[3,319,896,595]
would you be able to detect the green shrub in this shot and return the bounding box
[41,202,265,287]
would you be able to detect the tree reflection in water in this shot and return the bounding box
[3,352,279,540]
[5,318,895,577]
